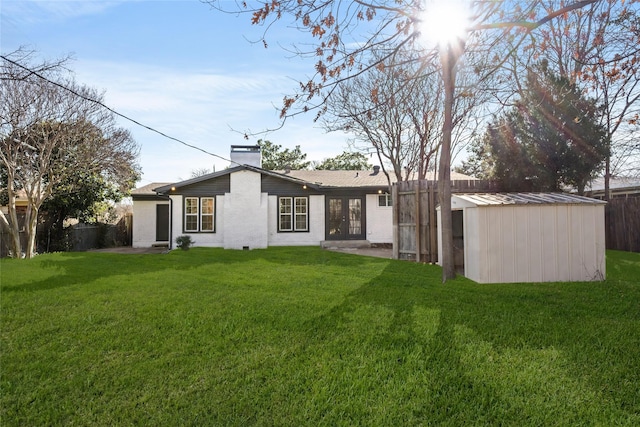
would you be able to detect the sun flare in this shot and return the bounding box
[418,0,470,48]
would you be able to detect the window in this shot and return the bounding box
[279,197,308,232]
[185,197,199,232]
[378,193,392,207]
[184,197,215,232]
[201,198,214,231]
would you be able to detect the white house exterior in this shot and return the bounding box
[131,146,402,250]
[130,182,171,248]
[437,193,607,283]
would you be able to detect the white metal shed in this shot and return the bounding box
[437,193,607,283]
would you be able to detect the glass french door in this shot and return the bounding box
[326,197,365,240]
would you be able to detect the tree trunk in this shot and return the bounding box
[438,46,459,283]
[0,211,22,258]
[24,205,39,259]
[0,183,23,258]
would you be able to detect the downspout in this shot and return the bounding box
[169,196,173,250]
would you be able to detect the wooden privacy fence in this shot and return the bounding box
[392,179,496,262]
[1,215,133,257]
[606,197,640,253]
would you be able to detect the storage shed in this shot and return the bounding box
[437,193,606,283]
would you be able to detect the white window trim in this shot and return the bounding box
[184,196,216,233]
[279,196,308,232]
[185,197,199,232]
[294,197,309,232]
[200,197,215,232]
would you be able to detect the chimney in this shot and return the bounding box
[372,165,380,175]
[230,145,261,168]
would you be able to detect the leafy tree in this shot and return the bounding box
[312,151,372,170]
[40,163,135,251]
[462,63,608,194]
[0,51,140,258]
[257,139,310,170]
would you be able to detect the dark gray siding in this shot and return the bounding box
[261,175,322,196]
[132,194,170,201]
[321,187,382,197]
[176,174,231,196]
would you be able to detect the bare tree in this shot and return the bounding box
[324,44,486,188]
[579,2,640,195]
[0,50,140,258]
[519,0,640,197]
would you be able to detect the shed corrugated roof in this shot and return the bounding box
[454,192,606,206]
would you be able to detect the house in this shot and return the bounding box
[583,177,640,199]
[131,145,475,250]
[437,193,606,283]
[0,188,29,217]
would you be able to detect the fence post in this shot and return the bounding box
[392,183,399,259]
[415,181,421,263]
[428,181,437,263]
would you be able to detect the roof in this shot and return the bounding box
[147,166,478,194]
[0,189,31,206]
[453,192,606,206]
[583,177,640,197]
[130,182,172,196]
[277,170,475,187]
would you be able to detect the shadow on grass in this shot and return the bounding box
[1,248,638,424]
[291,258,640,423]
[0,246,383,293]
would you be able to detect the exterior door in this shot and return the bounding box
[326,197,365,240]
[156,204,170,242]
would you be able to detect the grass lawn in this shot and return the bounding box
[1,247,639,426]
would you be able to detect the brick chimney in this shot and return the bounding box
[230,145,261,168]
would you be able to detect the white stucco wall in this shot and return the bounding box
[132,200,169,248]
[134,171,395,250]
[366,194,393,244]
[268,194,325,246]
[450,199,606,283]
[169,194,225,249]
[223,170,268,250]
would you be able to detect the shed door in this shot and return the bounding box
[156,204,170,242]
[452,210,464,274]
[326,197,365,240]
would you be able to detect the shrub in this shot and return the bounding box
[175,235,194,251]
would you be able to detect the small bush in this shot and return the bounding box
[175,235,194,251]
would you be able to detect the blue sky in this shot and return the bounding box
[2,0,356,185]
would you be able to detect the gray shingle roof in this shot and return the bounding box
[131,183,172,196]
[277,170,476,187]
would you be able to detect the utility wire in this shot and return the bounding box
[1,54,235,165]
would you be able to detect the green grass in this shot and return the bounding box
[1,247,639,426]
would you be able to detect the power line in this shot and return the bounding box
[1,54,235,165]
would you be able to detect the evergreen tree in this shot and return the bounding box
[257,140,310,170]
[461,62,608,194]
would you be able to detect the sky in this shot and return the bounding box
[1,0,360,185]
